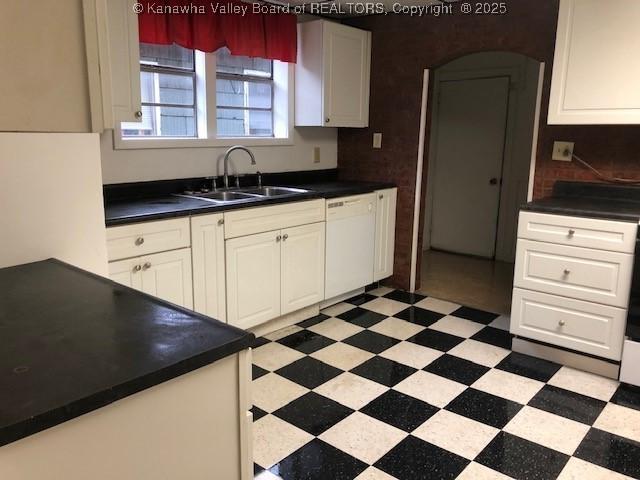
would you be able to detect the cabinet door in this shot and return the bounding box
[322,22,371,127]
[108,257,143,290]
[139,248,193,309]
[226,231,281,329]
[374,188,397,282]
[191,214,226,321]
[98,0,142,126]
[281,222,326,315]
[548,0,640,124]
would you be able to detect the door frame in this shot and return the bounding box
[409,62,545,292]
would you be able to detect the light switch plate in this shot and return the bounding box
[552,141,575,161]
[373,133,382,149]
[313,146,321,163]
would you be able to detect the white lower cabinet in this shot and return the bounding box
[108,248,193,309]
[374,188,397,282]
[226,230,282,330]
[191,213,226,321]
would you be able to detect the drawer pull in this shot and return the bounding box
[142,262,152,271]
[135,237,145,246]
[563,269,571,276]
[567,229,575,237]
[132,264,141,273]
[558,320,566,327]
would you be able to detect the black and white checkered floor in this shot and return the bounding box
[251,287,640,480]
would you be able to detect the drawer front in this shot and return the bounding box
[107,218,190,261]
[514,239,633,308]
[511,288,626,360]
[224,199,325,239]
[518,211,637,253]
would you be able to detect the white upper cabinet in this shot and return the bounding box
[548,0,640,124]
[373,188,397,282]
[295,20,371,128]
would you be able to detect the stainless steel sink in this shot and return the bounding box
[175,186,309,204]
[239,186,309,197]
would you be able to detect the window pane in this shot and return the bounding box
[122,105,196,137]
[141,71,194,105]
[216,47,272,78]
[140,43,194,70]
[216,78,272,109]
[217,108,273,137]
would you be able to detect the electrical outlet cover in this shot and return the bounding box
[552,141,575,161]
[373,133,382,149]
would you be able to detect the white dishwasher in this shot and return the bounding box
[325,192,376,300]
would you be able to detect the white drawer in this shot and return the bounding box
[511,288,626,360]
[106,218,191,261]
[518,211,637,253]
[223,199,325,239]
[514,239,633,308]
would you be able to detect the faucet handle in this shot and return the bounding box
[256,171,262,188]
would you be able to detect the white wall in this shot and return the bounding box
[100,127,338,184]
[0,133,108,275]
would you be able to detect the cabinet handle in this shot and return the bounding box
[142,262,151,270]
[135,110,143,119]
[325,117,330,123]
[218,218,224,226]
[132,265,142,273]
[379,194,384,199]
[135,237,144,246]
[276,235,282,242]
[558,320,566,327]
[567,229,575,237]
[563,269,571,275]
[282,234,289,241]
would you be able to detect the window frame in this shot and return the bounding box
[114,49,293,150]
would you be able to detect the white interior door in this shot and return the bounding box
[430,76,510,258]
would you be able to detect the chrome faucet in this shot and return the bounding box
[223,146,256,189]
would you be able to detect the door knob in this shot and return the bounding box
[142,262,151,270]
[563,269,571,275]
[558,320,566,327]
[568,229,575,237]
[282,234,289,241]
[132,265,142,273]
[489,178,498,185]
[135,237,145,246]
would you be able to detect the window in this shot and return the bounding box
[122,43,197,137]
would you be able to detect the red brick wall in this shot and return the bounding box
[338,0,640,290]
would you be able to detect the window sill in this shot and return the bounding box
[112,133,294,150]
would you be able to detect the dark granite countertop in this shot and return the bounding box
[522,181,640,223]
[0,259,254,447]
[105,177,395,226]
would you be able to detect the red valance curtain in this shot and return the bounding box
[138,0,297,63]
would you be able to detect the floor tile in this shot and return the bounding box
[314,372,389,410]
[423,354,490,385]
[393,370,467,408]
[337,307,387,328]
[253,364,269,380]
[548,366,620,401]
[277,330,336,354]
[406,328,465,352]
[296,313,330,328]
[445,388,523,429]
[345,293,378,306]
[473,368,544,404]
[306,317,364,341]
[488,315,511,331]
[412,409,499,460]
[379,341,443,369]
[528,384,607,425]
[557,457,633,480]
[448,339,511,367]
[310,342,374,371]
[254,468,282,480]
[273,391,353,436]
[253,373,309,412]
[343,330,400,354]
[252,406,268,422]
[269,438,367,480]
[361,297,409,317]
[264,325,304,341]
[253,415,314,468]
[383,290,427,304]
[367,286,395,297]
[394,306,445,326]
[414,297,461,315]
[456,462,513,480]
[360,389,439,432]
[320,302,355,318]
[495,352,561,382]
[429,315,486,338]
[374,435,469,480]
[368,316,426,340]
[475,431,569,480]
[611,383,640,412]
[354,466,398,480]
[351,356,417,387]
[253,336,271,348]
[574,428,640,479]
[252,342,305,371]
[319,411,407,464]
[471,326,513,349]
[593,403,640,443]
[503,406,590,455]
[275,356,343,390]
[452,306,500,325]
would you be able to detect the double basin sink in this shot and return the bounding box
[176,186,310,204]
